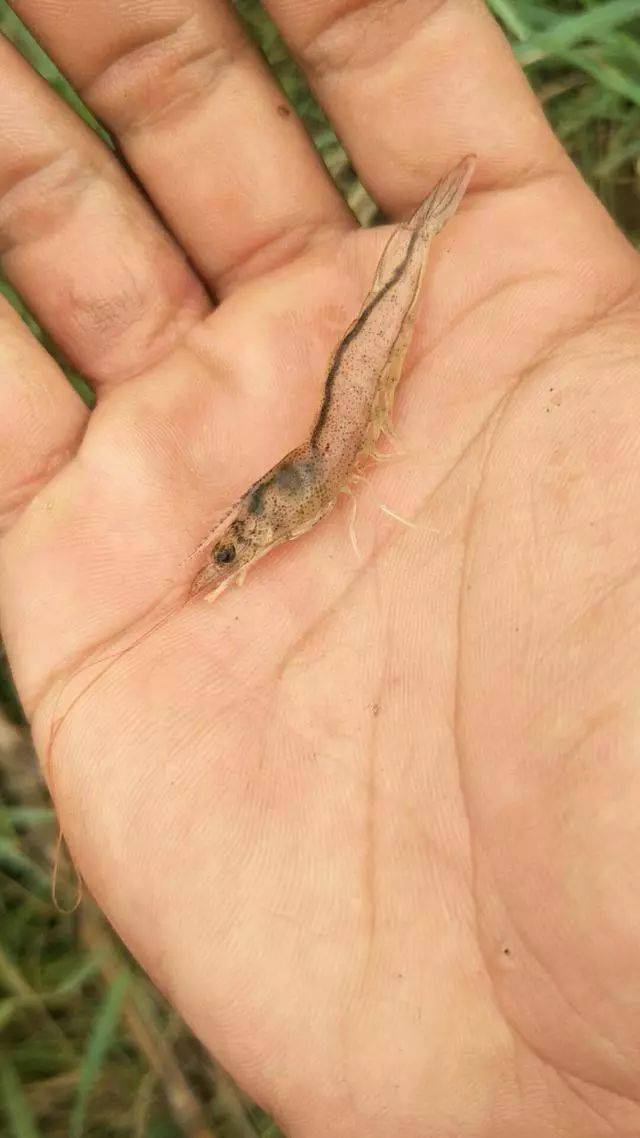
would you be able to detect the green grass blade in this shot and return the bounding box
[50,954,104,999]
[69,970,130,1138]
[486,0,531,39]
[0,999,20,1032]
[0,837,52,896]
[0,943,34,999]
[560,46,640,106]
[4,809,55,828]
[609,28,640,66]
[596,135,640,176]
[514,0,640,64]
[0,1060,41,1138]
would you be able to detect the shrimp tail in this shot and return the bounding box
[372,155,475,290]
[412,153,476,238]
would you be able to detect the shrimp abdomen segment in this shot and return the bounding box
[372,155,475,292]
[311,155,475,472]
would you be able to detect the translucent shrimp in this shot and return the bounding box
[195,155,475,600]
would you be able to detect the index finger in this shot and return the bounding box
[263,0,570,214]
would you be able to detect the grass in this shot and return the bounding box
[488,0,640,236]
[0,1,639,1135]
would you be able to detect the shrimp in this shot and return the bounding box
[191,155,475,600]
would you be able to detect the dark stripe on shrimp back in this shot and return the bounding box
[310,222,422,446]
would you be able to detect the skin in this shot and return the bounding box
[1,2,640,1136]
[193,157,474,597]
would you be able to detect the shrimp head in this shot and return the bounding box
[190,446,327,598]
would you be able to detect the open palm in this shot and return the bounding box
[2,2,640,1134]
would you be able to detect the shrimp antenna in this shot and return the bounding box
[351,473,417,530]
[339,485,362,559]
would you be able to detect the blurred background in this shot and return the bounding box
[1,1,639,1135]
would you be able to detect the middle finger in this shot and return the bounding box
[11,0,353,295]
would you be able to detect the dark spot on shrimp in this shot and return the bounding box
[214,543,237,565]
[276,457,321,495]
[248,483,267,515]
[277,103,291,118]
[275,463,305,493]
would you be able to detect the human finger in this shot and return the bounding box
[0,37,208,388]
[0,295,87,533]
[262,0,569,215]
[10,0,352,295]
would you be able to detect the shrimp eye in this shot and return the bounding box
[214,543,236,565]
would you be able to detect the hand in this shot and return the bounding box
[2,2,640,1134]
